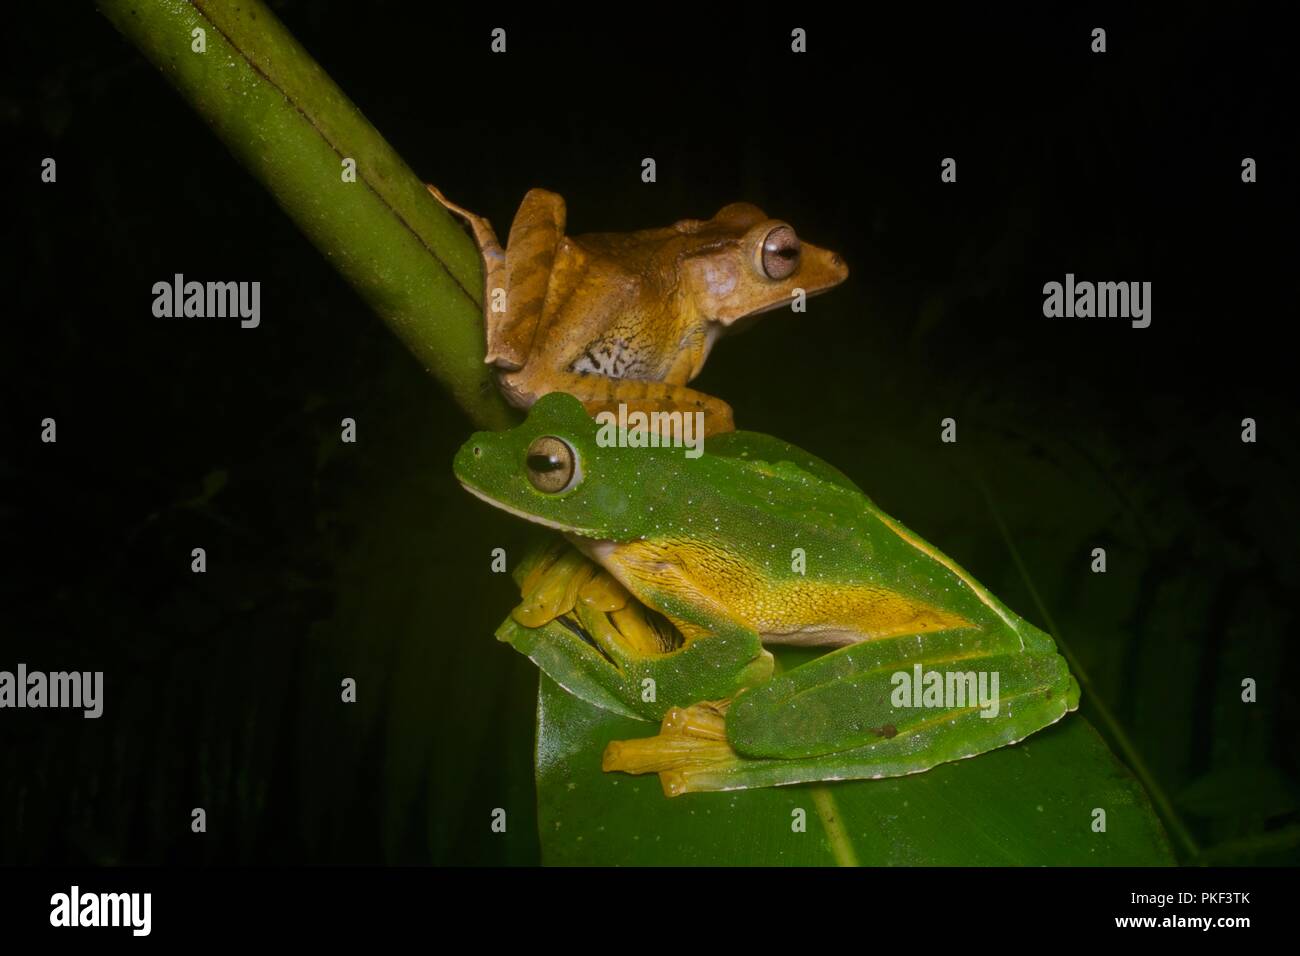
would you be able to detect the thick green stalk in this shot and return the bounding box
[97,0,516,430]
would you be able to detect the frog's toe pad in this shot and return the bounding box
[660,700,729,739]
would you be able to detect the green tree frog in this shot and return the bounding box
[455,393,1080,796]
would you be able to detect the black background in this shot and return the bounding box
[2,3,1295,865]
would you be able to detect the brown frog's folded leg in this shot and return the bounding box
[427,185,566,372]
[582,385,735,437]
[504,370,736,436]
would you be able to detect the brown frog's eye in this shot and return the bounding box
[525,436,579,493]
[761,225,801,280]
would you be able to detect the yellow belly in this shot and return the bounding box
[590,537,971,647]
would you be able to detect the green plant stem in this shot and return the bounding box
[97,0,516,430]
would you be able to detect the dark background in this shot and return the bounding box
[1,4,1295,864]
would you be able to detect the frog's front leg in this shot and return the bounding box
[501,539,773,720]
[510,538,680,659]
[603,624,1080,796]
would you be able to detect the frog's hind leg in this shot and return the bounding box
[583,381,736,437]
[605,625,1081,797]
[527,371,737,437]
[602,701,749,797]
[427,184,505,265]
[572,574,683,665]
[435,186,566,372]
[510,542,599,629]
[428,183,536,371]
[512,540,682,667]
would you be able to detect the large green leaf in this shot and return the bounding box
[535,653,1175,866]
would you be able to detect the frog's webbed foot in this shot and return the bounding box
[426,183,505,264]
[602,701,746,797]
[511,541,593,628]
[513,540,681,668]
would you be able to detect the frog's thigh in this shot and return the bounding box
[490,189,566,370]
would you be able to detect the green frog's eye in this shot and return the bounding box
[760,224,801,280]
[525,436,580,493]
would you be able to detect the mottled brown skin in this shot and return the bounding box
[428,185,849,434]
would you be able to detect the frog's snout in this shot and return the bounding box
[454,432,493,481]
[828,252,849,280]
[802,242,849,289]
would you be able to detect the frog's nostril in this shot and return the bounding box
[473,445,482,458]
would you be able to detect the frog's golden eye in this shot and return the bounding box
[525,436,580,493]
[760,225,801,280]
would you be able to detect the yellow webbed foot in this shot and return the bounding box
[602,701,741,797]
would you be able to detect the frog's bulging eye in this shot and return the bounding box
[525,436,580,493]
[761,225,801,280]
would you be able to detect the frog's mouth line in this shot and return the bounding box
[719,285,837,331]
[459,480,589,535]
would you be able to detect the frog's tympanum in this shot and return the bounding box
[455,393,1080,797]
[429,185,848,435]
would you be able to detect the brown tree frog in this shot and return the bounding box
[428,185,848,434]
